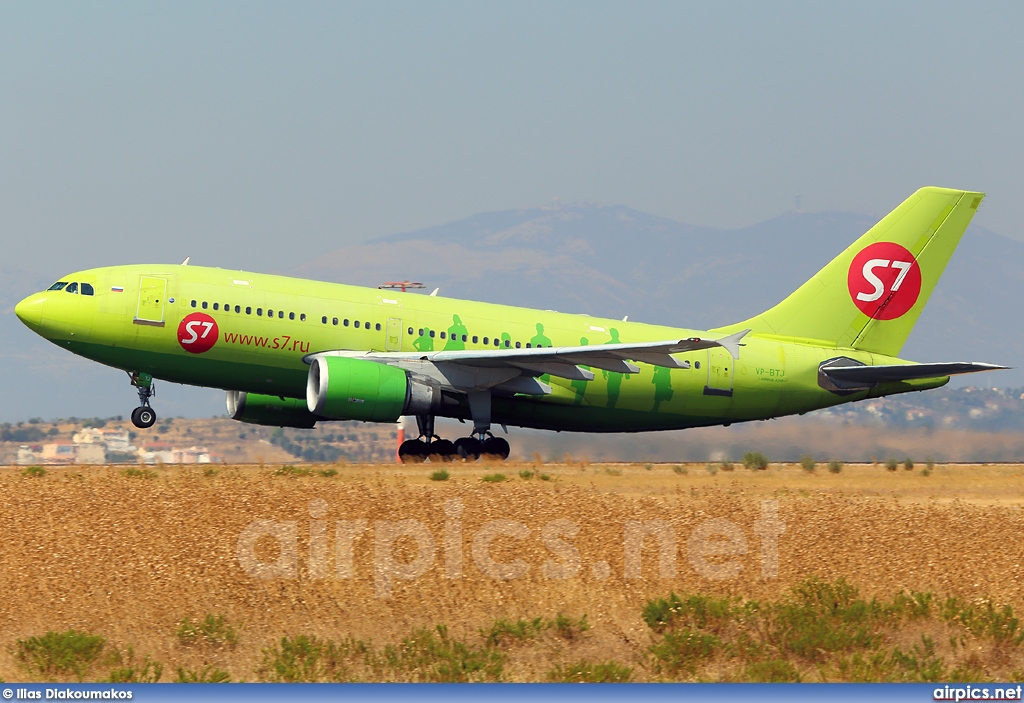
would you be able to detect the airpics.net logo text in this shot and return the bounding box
[236,498,785,598]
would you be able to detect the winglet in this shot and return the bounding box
[717,329,750,359]
[181,256,191,266]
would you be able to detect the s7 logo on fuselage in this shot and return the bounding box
[177,312,219,354]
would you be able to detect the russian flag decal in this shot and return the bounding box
[111,286,124,293]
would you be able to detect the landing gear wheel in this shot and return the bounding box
[131,406,156,429]
[481,436,510,461]
[429,439,456,462]
[454,437,482,461]
[398,439,429,464]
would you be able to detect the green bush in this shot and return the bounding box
[175,665,231,683]
[483,617,547,647]
[176,614,239,649]
[828,460,843,474]
[429,469,450,481]
[903,458,914,471]
[275,465,311,477]
[320,468,338,477]
[121,467,157,479]
[105,647,163,683]
[14,630,106,680]
[258,634,366,682]
[744,658,802,682]
[518,470,535,480]
[743,452,769,470]
[800,455,816,472]
[650,629,721,676]
[381,624,504,682]
[672,465,688,475]
[21,465,46,477]
[548,660,633,682]
[481,473,506,483]
[885,458,899,472]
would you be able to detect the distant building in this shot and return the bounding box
[40,442,77,464]
[138,443,216,464]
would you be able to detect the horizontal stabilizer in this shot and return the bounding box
[824,361,1008,385]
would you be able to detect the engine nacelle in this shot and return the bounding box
[306,356,440,422]
[226,391,318,429]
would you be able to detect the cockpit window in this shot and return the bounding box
[65,282,79,294]
[47,282,68,291]
[81,283,95,296]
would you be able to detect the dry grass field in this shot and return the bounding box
[2,460,1024,682]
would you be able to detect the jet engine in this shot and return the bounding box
[306,355,440,422]
[226,390,318,428]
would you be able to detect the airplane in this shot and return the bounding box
[14,187,1007,462]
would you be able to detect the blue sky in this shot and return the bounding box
[2,1,1022,277]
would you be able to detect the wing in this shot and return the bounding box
[306,329,749,396]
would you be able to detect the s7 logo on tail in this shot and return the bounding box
[847,242,921,320]
[177,312,219,354]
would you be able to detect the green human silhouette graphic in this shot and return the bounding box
[444,314,468,351]
[412,327,434,352]
[602,328,629,409]
[530,322,552,348]
[571,337,590,406]
[651,365,674,412]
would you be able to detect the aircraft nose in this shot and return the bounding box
[15,294,44,329]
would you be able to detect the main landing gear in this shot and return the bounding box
[128,371,157,429]
[398,392,511,463]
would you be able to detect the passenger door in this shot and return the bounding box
[134,276,167,326]
[704,347,734,397]
[385,318,403,351]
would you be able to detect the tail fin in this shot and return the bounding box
[724,187,984,356]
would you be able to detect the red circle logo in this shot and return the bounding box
[177,312,219,354]
[847,242,922,320]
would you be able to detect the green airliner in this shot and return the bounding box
[15,187,1007,462]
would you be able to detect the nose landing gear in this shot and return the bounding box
[128,371,157,429]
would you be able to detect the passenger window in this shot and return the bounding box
[289,312,295,320]
[257,308,263,316]
[332,317,338,325]
[268,309,273,317]
[473,336,479,343]
[516,342,521,348]
[494,339,499,347]
[408,327,414,335]
[483,337,488,344]
[418,328,424,336]
[202,302,208,309]
[235,305,241,313]
[344,319,349,326]
[224,303,229,310]
[300,313,306,322]
[429,330,435,338]
[504,340,510,348]
[695,361,701,369]
[364,321,370,329]
[47,282,68,291]
[440,331,446,339]
[246,307,252,315]
[65,282,79,294]
[526,343,531,348]
[322,316,328,324]
[213,303,219,310]
[354,321,360,328]
[278,311,284,319]
[81,283,94,296]
[375,323,381,331]
[462,334,467,342]
[191,300,197,308]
